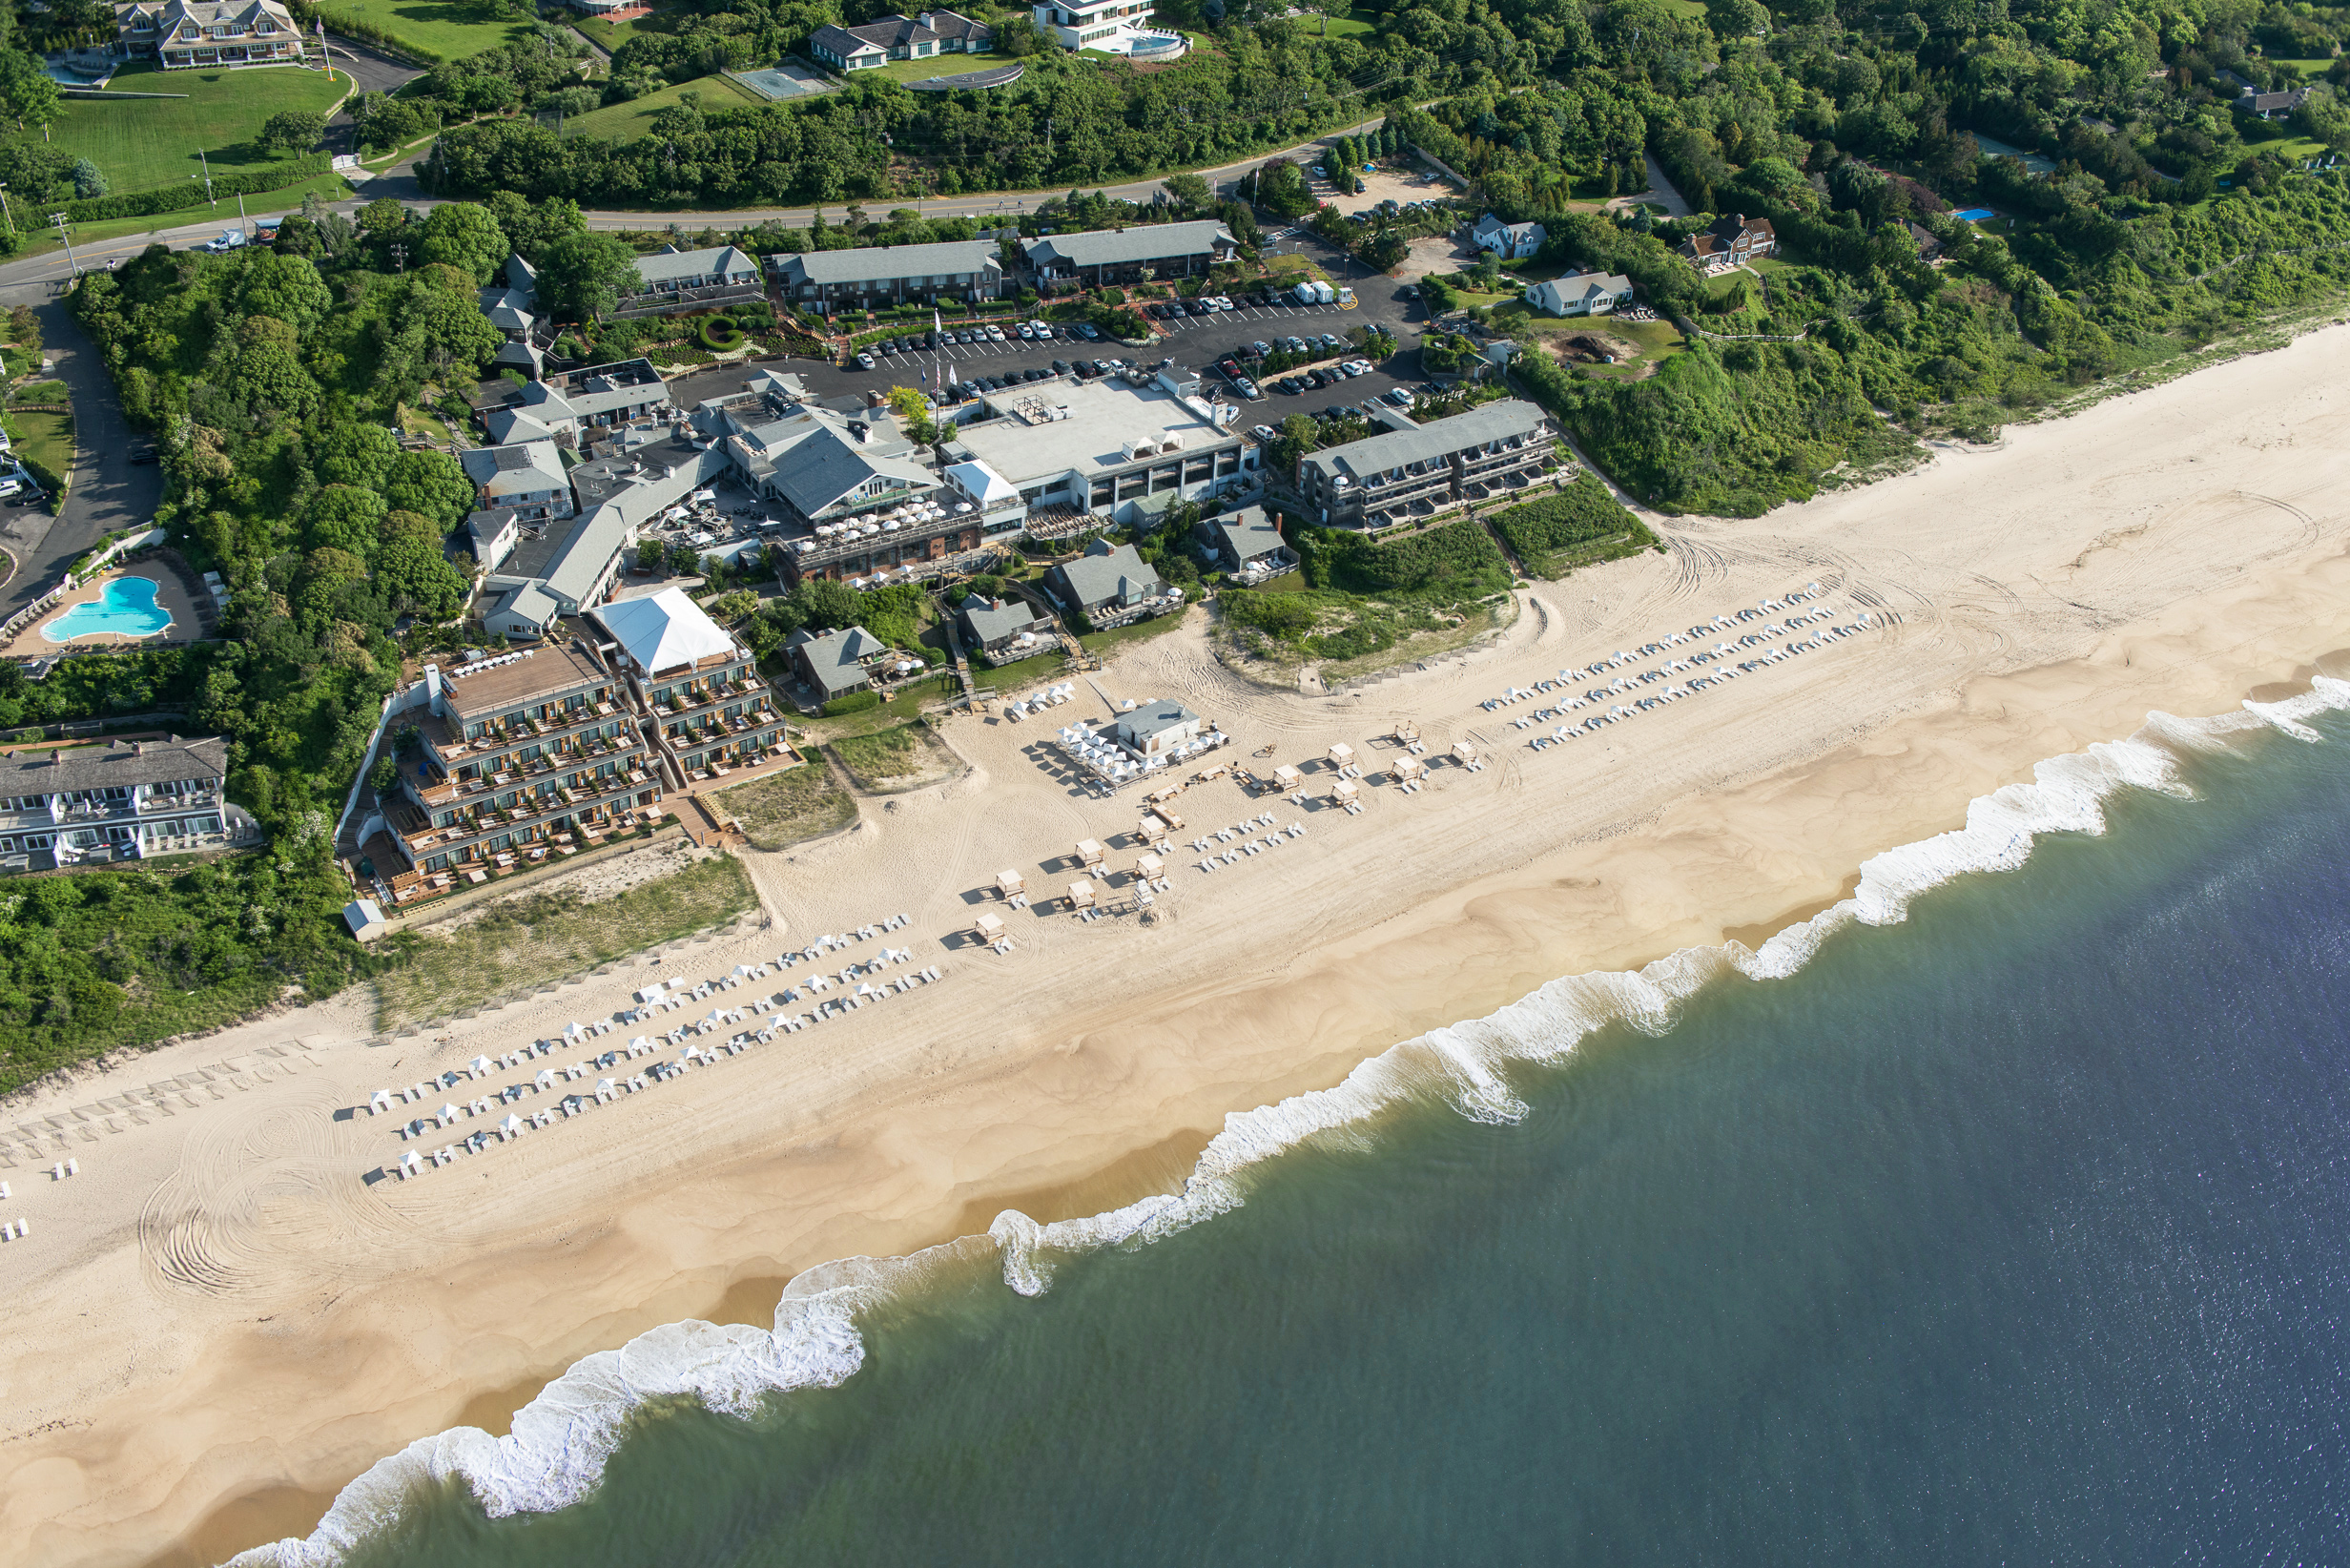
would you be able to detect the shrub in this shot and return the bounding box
[698,315,744,351]
[1488,474,1657,572]
[822,690,882,716]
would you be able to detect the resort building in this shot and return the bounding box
[938,369,1256,528]
[1194,504,1294,582]
[1296,400,1557,528]
[1044,538,1173,626]
[588,588,790,783]
[1021,220,1237,287]
[1522,271,1633,318]
[461,441,572,526]
[958,593,1056,659]
[0,735,235,872]
[610,245,764,318]
[810,9,992,71]
[484,359,670,446]
[1471,212,1548,260]
[477,254,544,378]
[372,643,660,885]
[765,239,1007,313]
[114,0,306,69]
[788,625,895,703]
[941,459,1027,539]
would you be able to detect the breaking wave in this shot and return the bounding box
[227,678,2350,1566]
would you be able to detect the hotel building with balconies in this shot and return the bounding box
[1297,400,1558,529]
[588,588,791,784]
[0,734,237,871]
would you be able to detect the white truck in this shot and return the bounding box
[1292,279,1318,305]
[200,229,247,254]
[1310,279,1336,304]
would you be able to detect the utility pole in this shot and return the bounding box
[237,188,249,238]
[0,183,12,234]
[196,148,216,206]
[51,213,80,277]
[389,240,407,274]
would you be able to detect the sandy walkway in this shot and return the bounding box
[5,327,2350,1568]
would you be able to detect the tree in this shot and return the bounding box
[301,485,388,554]
[636,539,666,573]
[416,201,508,283]
[314,421,400,491]
[1164,172,1210,211]
[1702,0,1767,40]
[382,449,475,528]
[0,51,61,133]
[885,384,937,444]
[69,157,103,199]
[258,110,327,154]
[374,525,467,619]
[535,230,641,321]
[357,197,410,237]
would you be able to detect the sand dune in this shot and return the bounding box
[4,326,2349,1568]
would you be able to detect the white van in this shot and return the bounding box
[1311,279,1336,304]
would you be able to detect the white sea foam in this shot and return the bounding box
[226,684,2350,1567]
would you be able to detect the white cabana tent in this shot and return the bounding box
[996,869,1026,898]
[1075,838,1106,869]
[1327,742,1356,770]
[1452,740,1479,765]
[498,1113,526,1140]
[1330,777,1361,804]
[1273,764,1304,790]
[1066,878,1097,911]
[1392,753,1426,783]
[1135,852,1165,879]
[975,911,1006,940]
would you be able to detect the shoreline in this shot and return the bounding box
[5,320,2350,1568]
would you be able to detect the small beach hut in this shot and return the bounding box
[975,911,1006,942]
[1135,851,1165,881]
[996,869,1026,900]
[1393,719,1421,745]
[1066,878,1097,911]
[1327,742,1356,772]
[1452,740,1479,766]
[1391,753,1427,784]
[1139,812,1168,840]
[1330,777,1361,806]
[1272,764,1305,792]
[1075,838,1106,870]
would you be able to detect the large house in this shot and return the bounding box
[2237,83,2313,120]
[959,593,1056,659]
[1297,400,1556,529]
[588,588,789,783]
[461,441,572,525]
[1194,504,1293,582]
[0,735,236,872]
[369,643,662,888]
[1680,214,1777,272]
[1045,538,1173,625]
[1472,212,1547,260]
[1030,0,1184,54]
[114,0,305,69]
[1523,271,1633,318]
[477,254,545,378]
[1022,220,1237,286]
[609,244,763,318]
[811,9,991,70]
[767,239,1006,313]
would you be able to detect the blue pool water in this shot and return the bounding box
[1953,206,1996,220]
[43,576,171,641]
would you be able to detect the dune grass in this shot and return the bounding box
[713,763,857,851]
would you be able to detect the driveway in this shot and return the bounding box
[320,37,426,159]
[0,291,162,626]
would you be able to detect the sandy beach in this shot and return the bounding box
[5,323,2349,1568]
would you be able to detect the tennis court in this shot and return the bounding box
[732,62,835,100]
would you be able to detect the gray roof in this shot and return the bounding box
[769,239,1003,290]
[815,8,989,53]
[1204,505,1285,565]
[1023,220,1236,273]
[1301,400,1551,487]
[1050,540,1165,610]
[634,244,759,288]
[1120,699,1198,743]
[497,583,563,629]
[2,734,226,794]
[485,407,559,445]
[959,594,1048,644]
[792,625,887,694]
[546,444,730,610]
[461,441,566,495]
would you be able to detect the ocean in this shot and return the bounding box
[272,695,2350,1568]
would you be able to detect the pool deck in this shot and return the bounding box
[1,566,208,660]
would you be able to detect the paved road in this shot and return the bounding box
[0,294,162,626]
[320,37,428,159]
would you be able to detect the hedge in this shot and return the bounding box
[66,155,333,223]
[821,691,882,716]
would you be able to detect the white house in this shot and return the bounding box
[1523,271,1633,318]
[1472,212,1547,260]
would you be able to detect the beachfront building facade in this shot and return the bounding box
[0,735,235,871]
[589,588,790,784]
[1116,699,1201,757]
[377,644,659,890]
[114,0,306,68]
[939,370,1256,529]
[461,441,573,525]
[1021,221,1236,287]
[1195,504,1293,582]
[959,593,1056,658]
[1297,400,1557,529]
[610,245,764,318]
[1045,538,1173,626]
[1029,0,1185,54]
[810,9,992,70]
[766,240,1006,313]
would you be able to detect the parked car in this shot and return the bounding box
[1233,376,1261,399]
[1050,359,1072,374]
[1320,333,1345,352]
[1076,322,1101,340]
[1277,377,1304,394]
[855,351,876,370]
[1250,340,1272,359]
[1219,356,1244,377]
[1251,424,1279,443]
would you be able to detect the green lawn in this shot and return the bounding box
[570,4,671,52]
[12,63,343,196]
[4,408,75,492]
[1078,605,1191,656]
[314,0,531,61]
[1307,7,1382,37]
[831,48,1017,85]
[565,72,765,139]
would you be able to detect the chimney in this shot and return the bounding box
[134,741,146,756]
[424,663,445,717]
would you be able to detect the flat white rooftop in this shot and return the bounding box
[951,378,1232,486]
